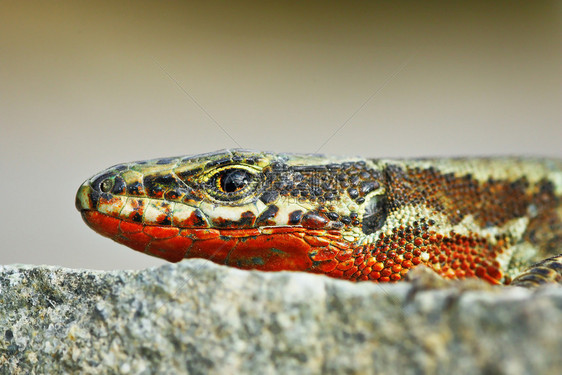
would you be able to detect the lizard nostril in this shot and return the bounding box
[91,172,114,193]
[91,173,126,195]
[100,179,114,193]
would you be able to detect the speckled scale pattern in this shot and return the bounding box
[76,149,562,285]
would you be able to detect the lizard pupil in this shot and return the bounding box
[219,169,251,193]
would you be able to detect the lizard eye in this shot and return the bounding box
[206,167,261,202]
[217,169,252,193]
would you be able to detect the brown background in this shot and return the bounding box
[1,1,560,270]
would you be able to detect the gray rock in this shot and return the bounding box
[0,260,561,375]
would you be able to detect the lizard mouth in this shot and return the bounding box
[81,210,345,272]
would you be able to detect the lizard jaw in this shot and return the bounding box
[81,210,347,272]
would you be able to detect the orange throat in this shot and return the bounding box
[81,210,345,273]
[82,211,504,284]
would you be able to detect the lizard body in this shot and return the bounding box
[76,150,562,285]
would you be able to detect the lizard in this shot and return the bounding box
[75,149,562,286]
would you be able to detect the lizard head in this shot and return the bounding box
[76,149,387,275]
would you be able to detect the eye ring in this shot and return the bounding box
[205,167,261,202]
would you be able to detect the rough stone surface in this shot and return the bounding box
[0,260,561,375]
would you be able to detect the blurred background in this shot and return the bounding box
[1,1,560,270]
